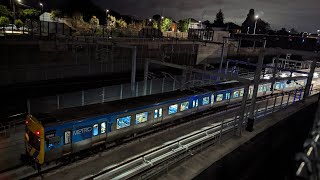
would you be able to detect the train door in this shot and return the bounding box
[62,130,72,155]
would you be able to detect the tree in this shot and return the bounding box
[50,10,63,20]
[255,19,270,34]
[214,9,224,27]
[178,19,190,32]
[241,9,270,34]
[276,28,289,35]
[116,18,127,29]
[202,20,211,29]
[20,9,41,21]
[0,16,9,27]
[152,14,161,21]
[0,5,12,18]
[160,17,172,32]
[89,16,99,26]
[152,20,158,29]
[241,9,255,33]
[14,19,23,28]
[289,28,299,35]
[107,14,117,28]
[225,22,241,30]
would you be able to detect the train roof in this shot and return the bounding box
[34,81,243,126]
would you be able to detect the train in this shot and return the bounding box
[24,78,308,169]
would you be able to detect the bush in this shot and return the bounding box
[15,19,23,28]
[0,16,9,27]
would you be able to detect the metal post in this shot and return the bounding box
[136,82,139,97]
[27,99,31,114]
[279,92,284,109]
[57,95,60,109]
[287,91,291,106]
[173,78,176,91]
[181,69,187,90]
[131,46,137,97]
[219,38,225,75]
[237,84,249,136]
[264,98,269,116]
[225,60,229,75]
[219,120,224,144]
[120,84,123,100]
[102,87,105,103]
[237,39,242,55]
[293,88,298,103]
[149,80,153,95]
[143,60,149,96]
[272,94,277,112]
[304,59,317,99]
[162,78,165,93]
[263,40,267,48]
[82,90,85,106]
[271,55,280,93]
[247,50,265,132]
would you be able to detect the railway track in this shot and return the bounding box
[0,90,308,179]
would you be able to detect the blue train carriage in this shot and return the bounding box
[24,81,246,165]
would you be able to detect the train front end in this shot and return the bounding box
[25,115,45,166]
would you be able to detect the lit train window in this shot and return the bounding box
[154,108,163,119]
[192,99,199,108]
[117,116,131,129]
[263,86,267,92]
[168,104,178,115]
[180,101,189,111]
[203,97,209,105]
[136,112,148,124]
[64,131,71,145]
[233,91,239,98]
[216,94,223,102]
[93,124,99,136]
[101,122,106,134]
[154,109,158,118]
[240,90,244,97]
[211,94,214,105]
[226,93,231,100]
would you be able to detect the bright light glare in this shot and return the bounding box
[255,15,259,19]
[39,2,43,6]
[280,73,287,78]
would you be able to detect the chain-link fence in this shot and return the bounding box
[28,72,221,113]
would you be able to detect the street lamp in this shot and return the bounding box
[161,16,164,20]
[253,15,259,35]
[39,2,43,12]
[106,9,109,26]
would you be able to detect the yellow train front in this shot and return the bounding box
[24,115,45,168]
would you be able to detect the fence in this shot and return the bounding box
[28,73,218,113]
[0,20,72,38]
[295,94,320,180]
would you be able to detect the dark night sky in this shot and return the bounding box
[93,0,319,32]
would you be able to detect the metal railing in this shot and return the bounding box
[295,94,320,180]
[83,89,306,180]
